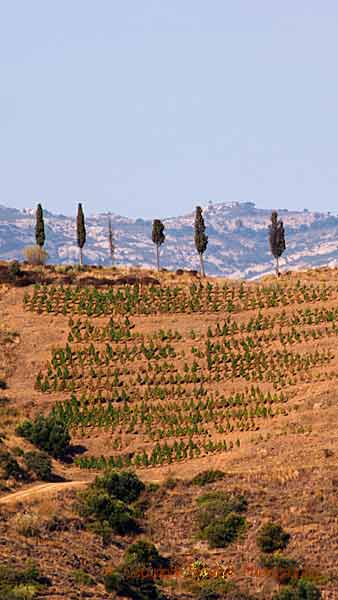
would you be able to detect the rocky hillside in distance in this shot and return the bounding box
[1,201,338,279]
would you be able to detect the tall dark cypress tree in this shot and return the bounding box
[269,210,286,276]
[194,206,208,277]
[35,203,45,248]
[76,203,86,267]
[108,214,115,267]
[151,219,165,271]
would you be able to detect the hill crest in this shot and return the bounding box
[1,201,338,278]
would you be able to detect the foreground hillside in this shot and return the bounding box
[1,263,338,599]
[2,201,338,277]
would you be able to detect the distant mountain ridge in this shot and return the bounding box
[1,201,338,279]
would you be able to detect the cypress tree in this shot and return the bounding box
[194,206,208,277]
[35,203,45,247]
[76,203,86,267]
[108,214,115,266]
[269,210,286,276]
[151,219,165,271]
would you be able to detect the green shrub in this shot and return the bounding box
[162,476,178,489]
[9,261,22,278]
[124,540,169,570]
[0,450,24,480]
[0,563,45,599]
[79,491,137,535]
[11,446,25,457]
[88,520,113,546]
[260,553,301,584]
[190,578,256,600]
[104,567,163,599]
[147,483,160,493]
[7,583,40,599]
[71,569,95,586]
[272,578,321,599]
[190,470,225,486]
[256,522,290,553]
[77,470,145,537]
[201,513,247,548]
[196,490,248,548]
[196,492,247,531]
[131,497,150,519]
[24,451,52,481]
[94,470,145,503]
[104,540,167,599]
[0,563,40,585]
[197,491,247,513]
[16,414,70,458]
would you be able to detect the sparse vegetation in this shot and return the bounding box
[196,491,248,548]
[272,578,322,599]
[0,450,24,480]
[23,245,48,265]
[260,552,301,584]
[187,578,256,600]
[0,563,46,599]
[104,540,167,599]
[8,260,22,278]
[104,567,163,600]
[124,539,169,569]
[201,512,247,548]
[70,569,95,587]
[256,522,291,554]
[12,512,41,538]
[190,470,226,486]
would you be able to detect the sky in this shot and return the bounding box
[1,1,338,219]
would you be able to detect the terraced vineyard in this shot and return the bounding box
[22,276,338,472]
[23,279,334,316]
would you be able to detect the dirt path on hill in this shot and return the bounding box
[0,480,88,504]
[0,468,168,505]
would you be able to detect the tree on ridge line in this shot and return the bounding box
[35,203,45,248]
[108,214,115,267]
[269,210,286,276]
[77,203,86,267]
[152,219,165,271]
[194,206,208,277]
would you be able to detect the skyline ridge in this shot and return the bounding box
[1,201,338,279]
[1,200,336,223]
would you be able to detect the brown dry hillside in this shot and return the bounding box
[1,263,338,599]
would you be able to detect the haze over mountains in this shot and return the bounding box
[1,201,338,279]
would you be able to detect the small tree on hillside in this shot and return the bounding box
[108,214,115,266]
[77,203,86,267]
[35,203,45,248]
[194,206,208,277]
[269,211,286,276]
[151,219,165,271]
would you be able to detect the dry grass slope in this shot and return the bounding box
[1,263,338,598]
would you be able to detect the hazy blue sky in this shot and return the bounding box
[1,1,338,218]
